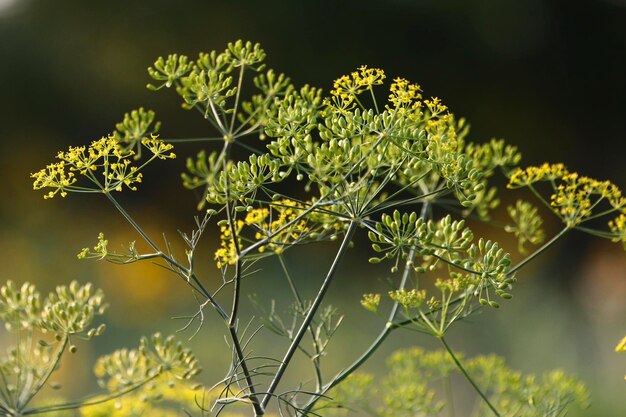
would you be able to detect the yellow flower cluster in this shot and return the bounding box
[31,160,76,199]
[508,163,626,227]
[141,136,176,159]
[32,136,176,198]
[425,114,459,170]
[360,293,381,313]
[244,199,310,254]
[388,288,426,309]
[77,232,108,260]
[212,200,343,268]
[507,163,568,188]
[505,200,545,253]
[424,97,448,115]
[330,65,386,107]
[553,174,625,226]
[214,220,244,269]
[609,214,626,249]
[387,77,422,108]
[551,174,594,226]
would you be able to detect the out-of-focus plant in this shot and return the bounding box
[0,282,200,416]
[317,348,589,417]
[29,40,625,416]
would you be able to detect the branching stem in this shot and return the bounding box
[301,202,431,414]
[278,255,324,391]
[262,221,357,409]
[439,336,500,417]
[508,226,569,275]
[17,334,69,410]
[22,375,158,415]
[103,192,227,319]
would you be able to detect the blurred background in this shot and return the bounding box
[0,0,625,415]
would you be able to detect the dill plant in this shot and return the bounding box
[0,281,200,416]
[25,40,626,416]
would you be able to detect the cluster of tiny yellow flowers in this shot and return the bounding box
[389,288,427,309]
[141,136,176,159]
[387,77,422,108]
[609,214,626,249]
[31,161,76,198]
[77,232,109,260]
[424,97,448,115]
[550,173,595,226]
[330,66,386,107]
[214,200,319,268]
[425,113,459,167]
[360,293,381,313]
[214,220,244,269]
[508,163,626,228]
[508,163,568,187]
[31,135,176,198]
[505,200,545,253]
[244,199,310,254]
[425,113,456,140]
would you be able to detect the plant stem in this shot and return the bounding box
[18,334,69,410]
[445,374,456,417]
[261,221,357,409]
[301,202,431,414]
[439,336,500,417]
[278,255,324,391]
[230,65,245,134]
[242,136,386,257]
[104,192,227,319]
[393,226,572,329]
[220,141,264,417]
[508,226,569,275]
[22,375,158,415]
[227,325,264,416]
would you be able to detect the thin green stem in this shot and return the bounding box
[580,205,621,222]
[0,368,13,411]
[277,255,324,391]
[508,226,569,275]
[22,375,158,415]
[220,139,264,417]
[302,202,431,414]
[242,136,386,257]
[261,221,357,409]
[574,226,619,239]
[17,334,69,410]
[369,87,380,114]
[230,66,245,134]
[162,137,225,143]
[103,192,227,319]
[528,184,562,221]
[209,99,227,133]
[365,187,446,216]
[445,374,456,417]
[440,336,500,417]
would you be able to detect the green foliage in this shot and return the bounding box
[505,200,545,253]
[26,39,626,416]
[319,348,589,417]
[0,281,199,417]
[113,108,162,159]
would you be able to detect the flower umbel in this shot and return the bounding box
[32,135,175,198]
